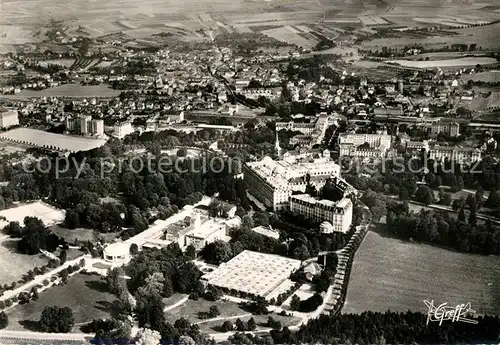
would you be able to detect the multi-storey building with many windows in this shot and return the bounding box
[289,194,353,233]
[431,120,460,137]
[243,151,341,211]
[65,115,104,137]
[429,145,481,164]
[276,121,316,135]
[339,133,392,158]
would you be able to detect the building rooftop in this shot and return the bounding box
[203,250,301,298]
[246,155,340,189]
[104,242,130,257]
[251,226,280,239]
[0,201,65,229]
[186,217,228,239]
[291,193,338,207]
[0,128,107,152]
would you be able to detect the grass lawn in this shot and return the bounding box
[6,273,117,332]
[343,229,500,315]
[0,239,48,284]
[165,299,247,324]
[163,293,188,309]
[51,225,120,244]
[407,203,435,213]
[92,262,112,270]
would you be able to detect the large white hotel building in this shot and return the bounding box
[243,150,342,211]
[289,194,353,234]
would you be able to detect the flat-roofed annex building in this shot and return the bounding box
[0,128,107,153]
[289,194,353,233]
[202,250,301,299]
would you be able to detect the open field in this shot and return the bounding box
[413,17,491,27]
[50,226,120,245]
[0,239,49,284]
[0,0,499,51]
[0,84,122,99]
[362,21,500,50]
[5,273,115,332]
[261,26,319,48]
[386,57,498,69]
[343,230,500,315]
[0,201,65,229]
[462,70,500,83]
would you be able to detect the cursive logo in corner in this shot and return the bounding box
[424,300,479,326]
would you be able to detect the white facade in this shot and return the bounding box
[289,194,353,233]
[241,88,281,100]
[182,214,231,251]
[251,226,280,240]
[113,122,135,139]
[65,115,105,137]
[0,110,19,129]
[103,243,130,264]
[431,121,460,137]
[92,119,105,136]
[339,133,391,148]
[80,115,92,135]
[429,146,481,164]
[339,133,391,158]
[276,121,316,135]
[243,153,341,211]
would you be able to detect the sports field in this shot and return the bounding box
[0,202,65,229]
[343,230,500,315]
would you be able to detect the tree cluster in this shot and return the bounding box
[386,201,500,255]
[4,217,65,255]
[39,306,74,333]
[290,293,323,313]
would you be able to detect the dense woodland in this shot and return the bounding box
[385,200,500,255]
[0,132,251,245]
[266,311,500,345]
[342,155,500,255]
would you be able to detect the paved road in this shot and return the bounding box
[163,295,189,312]
[0,329,90,341]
